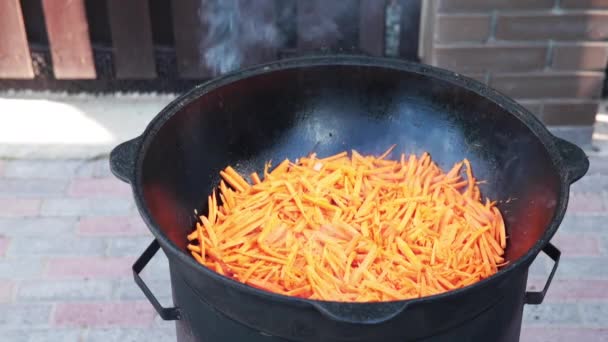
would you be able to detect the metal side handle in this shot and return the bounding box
[553,137,589,184]
[133,240,181,320]
[110,136,142,184]
[525,243,561,305]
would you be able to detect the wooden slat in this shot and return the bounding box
[399,0,423,60]
[107,0,156,79]
[297,0,358,51]
[359,0,386,56]
[0,0,34,79]
[42,0,96,79]
[171,0,211,78]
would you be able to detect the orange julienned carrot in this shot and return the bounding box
[186,146,507,302]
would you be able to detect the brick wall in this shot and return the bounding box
[419,0,608,143]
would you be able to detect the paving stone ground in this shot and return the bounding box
[0,152,606,341]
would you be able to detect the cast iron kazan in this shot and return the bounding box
[110,56,589,342]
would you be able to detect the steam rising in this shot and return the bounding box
[200,0,281,75]
[297,1,353,46]
[199,0,355,74]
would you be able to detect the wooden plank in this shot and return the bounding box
[42,0,96,79]
[171,0,211,78]
[0,0,34,79]
[297,0,359,51]
[359,0,386,56]
[418,0,431,60]
[399,0,422,60]
[107,0,156,79]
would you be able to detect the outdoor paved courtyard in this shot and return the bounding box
[0,155,606,341]
[1,116,608,341]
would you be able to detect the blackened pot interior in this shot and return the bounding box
[140,62,560,268]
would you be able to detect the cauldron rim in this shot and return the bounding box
[127,55,579,308]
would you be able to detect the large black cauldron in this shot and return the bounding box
[110,56,589,341]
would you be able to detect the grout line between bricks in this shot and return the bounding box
[41,257,50,279]
[98,216,112,257]
[530,296,608,304]
[564,212,608,217]
[49,301,57,328]
[72,217,81,237]
[489,10,498,42]
[10,279,18,304]
[554,0,562,12]
[600,236,607,256]
[537,101,545,122]
[546,40,555,71]
[524,322,607,329]
[487,9,608,15]
[482,72,490,85]
[576,302,589,327]
[80,327,89,342]
[434,41,551,48]
[62,180,71,197]
[35,203,43,219]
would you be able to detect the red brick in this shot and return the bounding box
[496,12,608,41]
[567,192,606,213]
[77,216,148,236]
[558,257,608,279]
[561,0,608,9]
[587,156,608,174]
[4,160,83,179]
[438,0,555,12]
[542,100,599,126]
[0,281,14,303]
[53,301,155,327]
[0,199,40,217]
[46,257,134,278]
[436,14,491,43]
[0,236,8,257]
[0,303,52,326]
[67,178,131,198]
[550,233,602,256]
[520,327,608,342]
[433,45,548,73]
[552,42,608,70]
[40,198,132,217]
[523,302,580,325]
[490,72,605,99]
[527,279,608,302]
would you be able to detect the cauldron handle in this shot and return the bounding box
[554,137,589,184]
[525,242,561,305]
[133,240,181,320]
[110,136,142,184]
[311,301,408,325]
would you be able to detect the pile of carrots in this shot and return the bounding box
[187,146,506,302]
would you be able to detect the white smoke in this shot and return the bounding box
[297,2,348,45]
[200,0,281,75]
[199,0,356,74]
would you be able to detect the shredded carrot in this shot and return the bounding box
[187,147,507,302]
